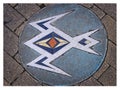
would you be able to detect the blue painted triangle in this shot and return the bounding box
[36,57,52,68]
[37,18,53,30]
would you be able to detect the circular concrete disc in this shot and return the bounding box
[19,4,107,86]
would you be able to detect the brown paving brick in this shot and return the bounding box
[15,4,40,19]
[93,62,109,79]
[4,4,25,31]
[80,3,93,8]
[44,4,51,7]
[14,53,21,64]
[12,72,40,86]
[37,4,46,8]
[10,4,17,7]
[4,79,10,86]
[96,4,116,20]
[4,52,24,83]
[4,26,18,56]
[105,41,116,68]
[41,83,49,86]
[15,21,27,36]
[80,77,102,86]
[91,5,105,19]
[102,15,116,43]
[98,66,116,86]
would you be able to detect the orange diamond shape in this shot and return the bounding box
[48,38,58,48]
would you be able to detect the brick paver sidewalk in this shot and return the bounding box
[4,3,116,86]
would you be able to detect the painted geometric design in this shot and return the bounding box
[24,11,100,77]
[47,38,58,48]
[35,57,51,68]
[79,38,91,46]
[34,32,69,54]
[37,18,53,30]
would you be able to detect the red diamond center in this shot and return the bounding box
[48,38,58,48]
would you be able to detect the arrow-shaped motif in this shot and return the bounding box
[24,11,100,77]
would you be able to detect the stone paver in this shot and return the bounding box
[96,4,116,20]
[4,52,24,83]
[93,62,109,79]
[105,41,116,68]
[37,4,46,9]
[14,53,21,64]
[81,3,93,8]
[4,79,10,86]
[10,4,17,7]
[15,21,27,36]
[4,4,25,31]
[12,72,39,86]
[4,26,18,56]
[41,83,49,86]
[102,15,116,43]
[91,5,105,19]
[80,77,102,86]
[15,4,40,19]
[98,66,116,86]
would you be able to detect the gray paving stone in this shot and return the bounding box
[14,53,21,64]
[12,72,39,86]
[37,4,46,8]
[105,41,116,68]
[93,62,109,79]
[91,5,105,19]
[4,79,10,86]
[98,66,116,86]
[4,26,18,56]
[102,15,116,43]
[80,77,102,86]
[96,4,116,20]
[15,21,27,36]
[44,4,51,7]
[4,52,24,83]
[10,4,17,7]
[4,4,25,31]
[41,83,49,86]
[80,3,93,8]
[15,4,40,19]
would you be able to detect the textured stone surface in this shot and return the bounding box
[4,52,24,83]
[4,79,10,86]
[4,27,18,56]
[10,4,17,7]
[4,4,25,31]
[105,41,116,68]
[91,5,105,19]
[37,4,46,8]
[15,4,40,19]
[96,4,116,20]
[98,66,116,86]
[12,72,39,86]
[93,62,109,79]
[41,83,49,86]
[102,15,116,43]
[15,21,27,36]
[81,3,93,8]
[14,53,21,64]
[80,77,102,86]
[44,4,51,6]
